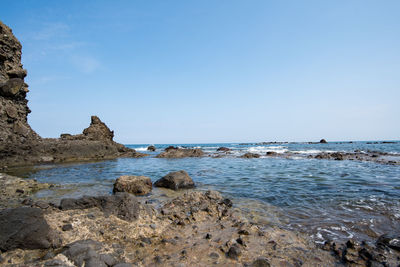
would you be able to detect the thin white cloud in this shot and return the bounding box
[32,22,70,41]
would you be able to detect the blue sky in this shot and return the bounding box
[1,0,399,143]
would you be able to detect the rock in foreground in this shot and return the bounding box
[154,170,195,190]
[241,152,261,158]
[0,207,61,251]
[113,175,152,195]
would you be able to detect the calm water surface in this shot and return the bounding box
[12,141,400,244]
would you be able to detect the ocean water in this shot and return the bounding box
[13,141,400,244]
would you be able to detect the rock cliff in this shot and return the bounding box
[0,21,144,168]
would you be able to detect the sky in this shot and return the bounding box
[1,0,399,144]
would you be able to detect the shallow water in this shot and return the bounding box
[11,141,400,244]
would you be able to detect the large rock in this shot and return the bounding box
[154,170,195,190]
[320,139,327,143]
[147,145,156,151]
[59,192,140,221]
[0,207,62,251]
[0,21,145,168]
[217,147,230,152]
[156,148,204,158]
[113,175,152,195]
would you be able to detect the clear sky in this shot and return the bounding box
[1,0,399,144]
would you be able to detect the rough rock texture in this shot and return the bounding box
[0,21,146,168]
[0,207,62,251]
[156,147,204,158]
[113,175,152,196]
[154,170,195,190]
[0,172,52,208]
[59,193,140,221]
[147,145,156,151]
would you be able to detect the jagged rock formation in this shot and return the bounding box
[0,21,145,168]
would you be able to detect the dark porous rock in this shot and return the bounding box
[266,151,277,156]
[62,239,116,267]
[209,252,220,259]
[154,170,195,190]
[252,257,271,267]
[147,145,156,151]
[156,148,204,158]
[331,152,344,160]
[62,224,73,231]
[320,139,327,143]
[59,192,139,221]
[0,207,61,251]
[377,234,400,251]
[241,152,261,158]
[226,244,241,260]
[113,175,152,195]
[217,147,231,152]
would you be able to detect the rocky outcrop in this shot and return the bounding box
[320,139,327,143]
[0,207,62,251]
[156,147,204,158]
[241,152,261,158]
[113,175,152,195]
[154,170,195,190]
[0,21,146,167]
[217,147,231,152]
[147,145,156,151]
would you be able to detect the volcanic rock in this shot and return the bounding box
[0,207,62,251]
[113,175,152,195]
[154,170,195,190]
[156,148,204,158]
[147,145,156,151]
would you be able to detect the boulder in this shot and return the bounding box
[147,145,156,151]
[241,152,261,158]
[154,170,195,190]
[320,139,327,143]
[82,116,114,141]
[113,175,152,195]
[0,207,62,251]
[156,148,204,158]
[59,192,139,221]
[266,151,277,156]
[217,147,230,152]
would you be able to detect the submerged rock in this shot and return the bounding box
[217,147,231,152]
[154,170,195,190]
[241,152,261,158]
[0,207,62,251]
[113,175,152,195]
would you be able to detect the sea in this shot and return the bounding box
[11,141,400,244]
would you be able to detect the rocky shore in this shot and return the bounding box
[0,21,145,169]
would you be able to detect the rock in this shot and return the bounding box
[82,116,114,141]
[154,170,195,190]
[0,78,24,97]
[320,139,327,143]
[209,252,219,259]
[0,207,61,251]
[226,244,241,260]
[147,145,156,151]
[217,147,230,152]
[156,148,204,158]
[62,224,73,231]
[252,257,271,267]
[114,263,133,267]
[62,239,114,267]
[113,175,152,195]
[377,234,400,251]
[241,152,261,158]
[59,192,140,221]
[266,151,277,156]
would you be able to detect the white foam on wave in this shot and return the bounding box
[247,146,288,154]
[134,147,149,152]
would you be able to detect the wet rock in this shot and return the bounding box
[154,170,195,190]
[266,151,277,156]
[147,145,156,151]
[217,147,230,152]
[320,139,327,143]
[59,192,139,221]
[241,152,261,158]
[113,175,152,195]
[156,147,204,158]
[226,244,241,260]
[251,257,271,267]
[0,207,61,251]
[377,234,400,251]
